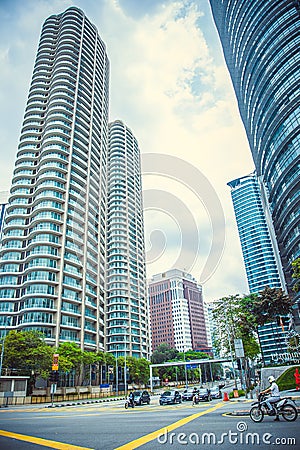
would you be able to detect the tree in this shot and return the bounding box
[251,286,293,325]
[135,358,150,385]
[212,294,257,358]
[151,343,179,364]
[213,288,293,366]
[1,330,53,393]
[292,257,300,292]
[56,342,85,385]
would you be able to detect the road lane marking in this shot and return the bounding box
[0,430,93,449]
[114,401,225,449]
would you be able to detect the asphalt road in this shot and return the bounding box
[0,396,299,449]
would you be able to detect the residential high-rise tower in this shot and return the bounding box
[107,120,149,359]
[0,192,8,237]
[0,7,109,350]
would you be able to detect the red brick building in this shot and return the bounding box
[148,269,211,354]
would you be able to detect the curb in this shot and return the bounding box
[224,411,250,417]
[227,406,300,417]
[46,397,125,408]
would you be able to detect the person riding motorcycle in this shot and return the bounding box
[261,375,281,421]
[128,391,135,407]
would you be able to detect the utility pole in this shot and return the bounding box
[115,345,119,397]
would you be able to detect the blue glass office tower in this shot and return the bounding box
[210,0,300,326]
[228,173,288,363]
[0,7,109,349]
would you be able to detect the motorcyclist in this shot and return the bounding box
[128,391,135,407]
[261,375,281,421]
[192,388,200,405]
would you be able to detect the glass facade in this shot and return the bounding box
[0,203,7,237]
[0,7,109,349]
[107,120,149,359]
[228,173,288,363]
[210,0,300,323]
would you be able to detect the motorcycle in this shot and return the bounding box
[124,397,135,409]
[250,392,298,422]
[192,393,199,405]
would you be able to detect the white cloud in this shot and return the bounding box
[0,0,252,301]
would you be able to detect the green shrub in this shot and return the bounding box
[277,366,300,391]
[229,389,245,398]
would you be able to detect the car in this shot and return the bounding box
[159,390,182,405]
[132,390,151,405]
[197,388,211,402]
[182,387,199,401]
[210,386,222,399]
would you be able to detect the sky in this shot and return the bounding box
[0,0,255,302]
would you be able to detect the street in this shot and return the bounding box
[0,395,299,450]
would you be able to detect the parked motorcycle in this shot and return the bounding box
[250,392,298,422]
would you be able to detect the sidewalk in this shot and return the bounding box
[228,389,300,416]
[0,395,126,409]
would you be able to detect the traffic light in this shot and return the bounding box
[118,366,122,380]
[49,370,59,383]
[91,364,96,381]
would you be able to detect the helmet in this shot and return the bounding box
[268,376,275,383]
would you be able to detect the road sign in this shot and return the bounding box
[234,339,245,358]
[52,353,59,371]
[186,364,198,369]
[50,383,57,394]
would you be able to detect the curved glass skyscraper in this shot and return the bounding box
[228,173,288,363]
[107,120,149,359]
[210,0,300,322]
[0,7,109,350]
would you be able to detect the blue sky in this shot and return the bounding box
[0,0,255,302]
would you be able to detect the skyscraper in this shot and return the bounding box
[0,7,109,349]
[148,269,209,354]
[107,120,149,359]
[228,173,288,363]
[210,0,300,325]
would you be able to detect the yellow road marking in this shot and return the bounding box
[0,430,93,449]
[114,401,225,449]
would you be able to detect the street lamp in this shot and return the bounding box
[0,319,10,378]
[224,306,238,389]
[183,347,188,389]
[115,345,119,396]
[123,326,129,397]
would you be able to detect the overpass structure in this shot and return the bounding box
[149,357,233,392]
